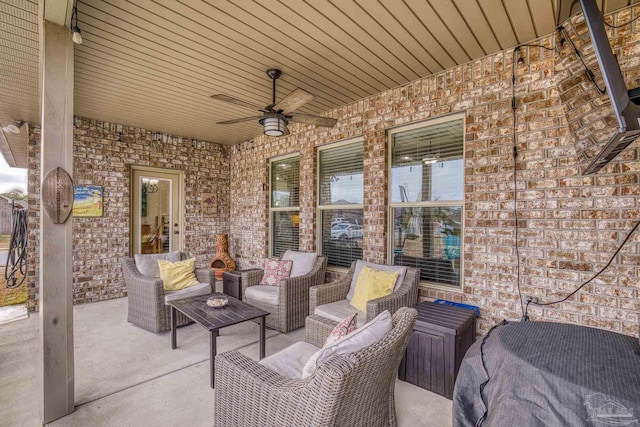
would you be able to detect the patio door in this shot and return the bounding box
[131,167,184,255]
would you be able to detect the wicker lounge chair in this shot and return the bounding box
[305,261,419,347]
[121,251,214,333]
[213,307,418,427]
[242,253,328,333]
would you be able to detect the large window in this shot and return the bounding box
[388,115,464,287]
[269,155,300,257]
[318,139,364,268]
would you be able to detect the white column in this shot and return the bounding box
[39,19,74,424]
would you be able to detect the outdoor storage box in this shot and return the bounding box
[398,301,476,399]
[222,269,261,301]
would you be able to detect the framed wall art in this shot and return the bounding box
[201,192,217,217]
[73,185,103,217]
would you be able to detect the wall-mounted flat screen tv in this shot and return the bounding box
[578,0,640,174]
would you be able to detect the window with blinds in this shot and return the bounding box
[318,140,364,268]
[389,115,464,287]
[269,155,300,257]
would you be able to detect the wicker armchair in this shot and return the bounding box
[122,252,214,333]
[242,255,328,333]
[305,261,419,347]
[214,307,418,427]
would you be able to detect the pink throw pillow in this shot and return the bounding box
[324,313,358,347]
[259,258,293,286]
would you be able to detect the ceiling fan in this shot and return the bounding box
[211,69,337,137]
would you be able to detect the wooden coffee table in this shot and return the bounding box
[167,292,269,388]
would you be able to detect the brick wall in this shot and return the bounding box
[0,197,13,234]
[230,6,640,337]
[26,118,230,311]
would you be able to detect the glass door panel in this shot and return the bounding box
[131,168,182,255]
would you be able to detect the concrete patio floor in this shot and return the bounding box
[0,291,452,427]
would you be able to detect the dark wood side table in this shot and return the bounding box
[398,301,476,399]
[167,293,269,388]
[222,268,262,300]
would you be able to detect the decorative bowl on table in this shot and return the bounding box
[206,295,228,308]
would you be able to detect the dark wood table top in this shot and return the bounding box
[167,292,269,332]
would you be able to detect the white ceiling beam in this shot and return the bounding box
[44,0,74,27]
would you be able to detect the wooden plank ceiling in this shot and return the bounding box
[2,0,640,167]
[0,0,38,167]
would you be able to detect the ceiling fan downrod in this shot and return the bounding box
[266,69,282,109]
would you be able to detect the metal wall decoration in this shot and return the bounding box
[42,167,74,224]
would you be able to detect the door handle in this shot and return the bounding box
[174,231,179,234]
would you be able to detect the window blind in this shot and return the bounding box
[319,142,364,206]
[318,141,364,268]
[390,118,464,287]
[320,209,363,268]
[391,119,464,203]
[271,211,299,257]
[271,156,300,208]
[270,155,300,257]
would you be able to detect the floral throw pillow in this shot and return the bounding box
[324,313,358,347]
[259,258,293,286]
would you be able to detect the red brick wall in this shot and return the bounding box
[230,6,640,337]
[26,119,229,311]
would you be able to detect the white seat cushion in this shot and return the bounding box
[245,285,280,306]
[302,310,393,378]
[135,251,181,278]
[164,282,211,304]
[346,260,407,301]
[282,250,318,277]
[314,300,366,327]
[259,341,319,379]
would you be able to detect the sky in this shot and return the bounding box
[0,154,28,194]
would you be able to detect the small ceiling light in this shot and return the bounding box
[260,115,287,137]
[515,47,525,65]
[72,26,82,44]
[422,155,438,165]
[556,26,566,48]
[422,139,438,165]
[71,4,82,45]
[2,120,24,134]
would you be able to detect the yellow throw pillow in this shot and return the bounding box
[349,265,398,312]
[158,258,199,292]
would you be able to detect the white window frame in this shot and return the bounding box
[268,153,300,258]
[386,113,465,290]
[316,137,364,270]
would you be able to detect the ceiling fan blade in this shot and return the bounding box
[288,113,337,128]
[210,94,264,110]
[216,116,262,125]
[273,88,315,114]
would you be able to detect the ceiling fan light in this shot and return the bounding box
[262,117,287,137]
